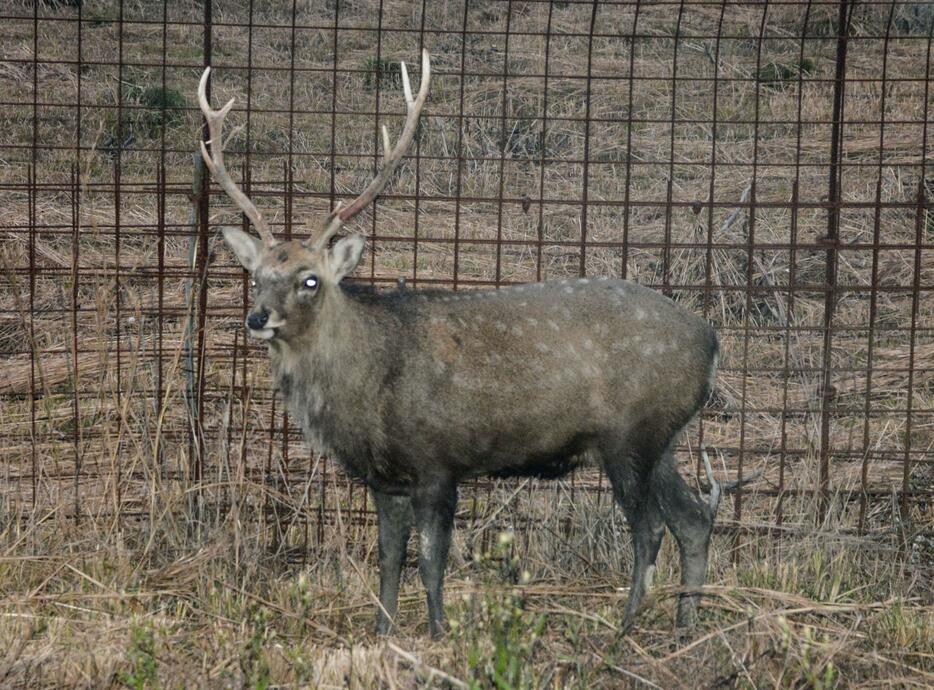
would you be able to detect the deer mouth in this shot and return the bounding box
[247,315,286,340]
[249,327,278,340]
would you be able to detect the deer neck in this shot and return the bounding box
[267,286,386,460]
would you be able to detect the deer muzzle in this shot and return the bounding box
[246,308,286,340]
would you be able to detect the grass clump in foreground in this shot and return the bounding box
[118,622,159,690]
[449,531,547,690]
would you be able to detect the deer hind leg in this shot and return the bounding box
[411,478,457,639]
[622,495,666,632]
[372,489,413,635]
[650,449,717,628]
[603,455,666,633]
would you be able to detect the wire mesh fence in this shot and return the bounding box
[1,0,931,558]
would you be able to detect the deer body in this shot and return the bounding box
[272,277,716,494]
[198,52,723,638]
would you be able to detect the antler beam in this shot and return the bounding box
[313,49,431,250]
[197,67,276,246]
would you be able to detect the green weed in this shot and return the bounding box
[451,532,547,690]
[118,622,158,690]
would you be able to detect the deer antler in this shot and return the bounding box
[312,49,431,250]
[197,67,276,246]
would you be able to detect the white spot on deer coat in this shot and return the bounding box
[420,531,434,557]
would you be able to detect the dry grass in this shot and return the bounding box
[1,0,932,687]
[0,490,931,688]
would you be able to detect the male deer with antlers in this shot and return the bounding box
[198,51,725,638]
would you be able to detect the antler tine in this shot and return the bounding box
[197,67,276,246]
[319,201,344,241]
[312,50,431,250]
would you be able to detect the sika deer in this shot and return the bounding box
[198,51,723,638]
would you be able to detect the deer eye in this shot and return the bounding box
[302,275,318,290]
[249,279,256,288]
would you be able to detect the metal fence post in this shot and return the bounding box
[818,0,853,525]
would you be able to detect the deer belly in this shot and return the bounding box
[488,453,587,480]
[450,422,595,481]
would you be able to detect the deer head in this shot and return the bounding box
[197,51,431,340]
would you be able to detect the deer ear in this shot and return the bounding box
[221,227,263,272]
[329,234,366,281]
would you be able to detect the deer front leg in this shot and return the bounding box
[372,489,413,635]
[411,478,457,639]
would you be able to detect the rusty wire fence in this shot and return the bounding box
[1,1,931,558]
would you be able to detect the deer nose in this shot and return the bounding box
[246,310,269,331]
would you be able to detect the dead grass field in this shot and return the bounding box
[1,0,932,687]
